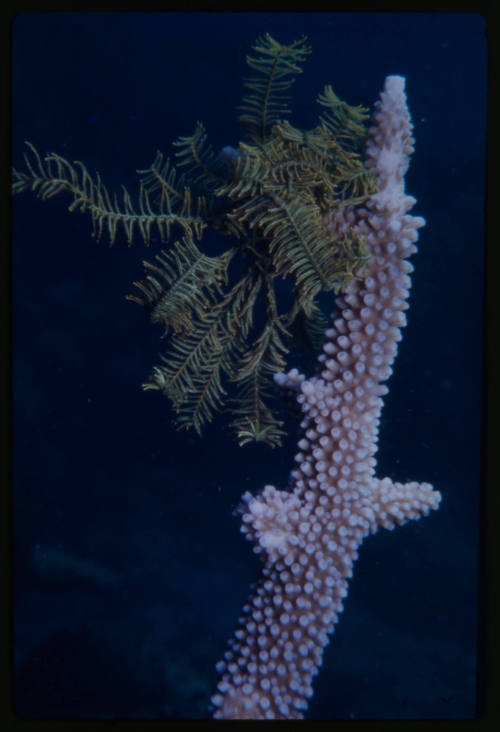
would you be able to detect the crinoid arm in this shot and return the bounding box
[12,141,208,245]
[238,33,312,144]
[230,322,289,448]
[173,121,231,191]
[138,269,263,437]
[126,232,236,336]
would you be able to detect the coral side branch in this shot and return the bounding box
[211,75,441,720]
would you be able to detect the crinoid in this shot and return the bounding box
[12,33,377,447]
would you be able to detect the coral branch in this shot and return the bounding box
[210,76,441,720]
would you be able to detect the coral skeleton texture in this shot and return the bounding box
[211,75,441,720]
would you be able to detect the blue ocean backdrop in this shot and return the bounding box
[11,12,486,719]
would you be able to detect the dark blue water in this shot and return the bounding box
[11,12,486,720]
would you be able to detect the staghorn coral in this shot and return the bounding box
[210,75,441,719]
[12,33,376,448]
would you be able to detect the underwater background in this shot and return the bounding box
[11,11,486,720]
